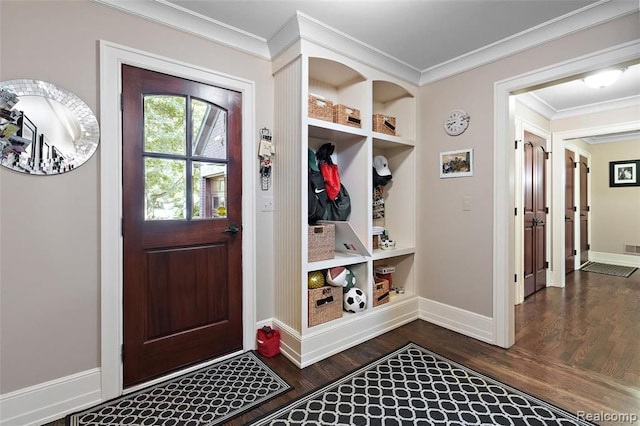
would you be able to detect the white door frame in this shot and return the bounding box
[513,119,552,305]
[493,40,640,348]
[99,40,257,399]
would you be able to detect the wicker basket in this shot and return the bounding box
[308,95,333,122]
[372,114,396,135]
[308,224,335,262]
[373,277,390,307]
[333,104,361,128]
[308,286,343,327]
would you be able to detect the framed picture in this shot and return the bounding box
[440,149,473,178]
[609,160,640,187]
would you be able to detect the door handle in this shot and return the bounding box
[223,223,239,235]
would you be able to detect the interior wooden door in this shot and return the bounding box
[523,131,548,298]
[565,149,575,274]
[122,65,243,387]
[579,155,589,266]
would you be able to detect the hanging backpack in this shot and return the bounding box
[316,143,341,201]
[326,183,351,221]
[308,149,329,224]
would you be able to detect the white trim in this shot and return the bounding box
[590,251,640,268]
[418,298,494,344]
[552,95,640,120]
[0,369,101,426]
[91,0,270,60]
[276,296,419,368]
[99,40,257,401]
[494,40,640,349]
[420,0,638,84]
[92,0,637,88]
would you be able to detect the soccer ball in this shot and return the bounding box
[307,271,325,289]
[343,287,366,313]
[326,267,347,287]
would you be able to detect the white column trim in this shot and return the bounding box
[99,40,257,400]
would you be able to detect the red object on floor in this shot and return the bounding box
[257,326,280,357]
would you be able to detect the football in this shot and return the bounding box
[343,287,366,313]
[326,266,347,287]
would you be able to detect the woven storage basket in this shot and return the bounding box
[373,278,390,307]
[308,95,333,122]
[308,286,343,327]
[372,114,396,135]
[333,104,361,128]
[308,224,335,262]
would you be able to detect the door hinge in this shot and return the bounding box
[515,140,518,149]
[574,250,577,255]
[574,162,578,168]
[587,244,591,250]
[514,274,517,283]
[545,261,549,269]
[545,207,549,214]
[587,167,590,173]
[587,206,590,212]
[573,206,577,212]
[514,207,517,216]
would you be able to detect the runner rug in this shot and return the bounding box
[66,351,291,426]
[248,343,593,425]
[580,261,637,278]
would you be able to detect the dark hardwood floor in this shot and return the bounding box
[46,269,639,425]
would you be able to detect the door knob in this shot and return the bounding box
[223,223,239,235]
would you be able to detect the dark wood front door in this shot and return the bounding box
[565,149,575,274]
[523,131,547,298]
[122,65,243,387]
[579,155,589,266]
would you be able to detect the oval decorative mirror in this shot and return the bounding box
[0,79,99,175]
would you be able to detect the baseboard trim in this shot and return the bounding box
[418,297,494,344]
[275,295,420,368]
[589,251,640,268]
[0,368,101,426]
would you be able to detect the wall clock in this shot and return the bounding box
[444,109,470,136]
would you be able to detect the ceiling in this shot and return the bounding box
[99,0,639,138]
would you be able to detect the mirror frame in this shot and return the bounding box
[0,79,99,175]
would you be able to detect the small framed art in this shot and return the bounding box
[440,149,473,178]
[609,160,640,187]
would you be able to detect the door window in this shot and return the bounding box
[143,95,228,220]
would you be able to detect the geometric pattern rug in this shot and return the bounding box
[66,351,291,426]
[248,343,594,425]
[580,261,637,278]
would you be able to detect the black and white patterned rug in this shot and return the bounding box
[67,351,291,426]
[581,261,637,278]
[249,343,593,425]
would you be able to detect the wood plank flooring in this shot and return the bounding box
[46,269,639,425]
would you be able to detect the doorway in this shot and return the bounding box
[121,65,244,387]
[100,42,257,399]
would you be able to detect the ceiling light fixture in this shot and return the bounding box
[583,68,625,89]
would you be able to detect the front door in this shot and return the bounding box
[122,65,243,387]
[523,131,547,298]
[579,155,589,266]
[565,149,575,274]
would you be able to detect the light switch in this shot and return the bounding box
[463,196,472,211]
[261,196,274,212]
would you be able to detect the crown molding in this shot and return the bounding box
[419,0,639,85]
[91,0,271,60]
[517,92,640,120]
[269,12,422,85]
[93,0,637,88]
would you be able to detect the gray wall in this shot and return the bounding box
[0,0,274,394]
[416,13,640,317]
